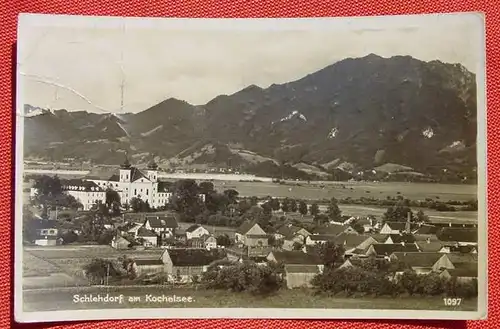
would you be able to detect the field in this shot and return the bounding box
[22,245,167,289]
[22,286,477,312]
[212,180,477,202]
[24,168,477,202]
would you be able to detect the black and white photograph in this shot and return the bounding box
[14,12,487,322]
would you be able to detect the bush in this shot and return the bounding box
[202,261,284,296]
[312,267,398,297]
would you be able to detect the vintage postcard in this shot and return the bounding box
[14,12,487,322]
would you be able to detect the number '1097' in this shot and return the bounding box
[443,298,462,306]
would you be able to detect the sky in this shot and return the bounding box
[17,14,484,114]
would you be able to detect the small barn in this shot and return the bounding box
[284,264,320,289]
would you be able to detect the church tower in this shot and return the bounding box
[146,157,158,182]
[119,153,132,183]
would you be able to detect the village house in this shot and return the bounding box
[305,234,337,246]
[266,250,324,289]
[335,233,380,256]
[161,248,227,283]
[174,229,187,243]
[131,259,165,276]
[143,214,178,240]
[413,224,440,235]
[185,224,210,240]
[436,227,478,248]
[111,234,135,250]
[31,219,59,246]
[432,253,478,272]
[273,224,311,241]
[188,235,217,250]
[235,221,268,247]
[379,221,418,235]
[365,243,419,258]
[136,227,158,247]
[439,262,478,283]
[414,235,444,252]
[389,252,444,275]
[315,224,358,236]
[226,246,272,264]
[383,234,417,245]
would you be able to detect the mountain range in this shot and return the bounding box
[22,54,478,183]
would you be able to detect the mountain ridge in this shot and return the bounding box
[22,54,477,183]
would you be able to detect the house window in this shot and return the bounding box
[140,189,143,193]
[126,174,129,180]
[49,229,55,235]
[134,189,137,195]
[146,190,149,196]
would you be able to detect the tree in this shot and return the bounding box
[33,175,62,198]
[327,197,342,222]
[298,201,308,216]
[309,203,319,216]
[172,180,204,219]
[83,258,122,285]
[199,181,215,195]
[399,270,421,295]
[129,197,143,213]
[223,189,239,204]
[317,241,345,268]
[290,199,298,212]
[105,189,121,208]
[261,202,272,215]
[281,198,290,213]
[269,198,281,211]
[383,203,413,222]
[415,210,430,223]
[216,234,232,247]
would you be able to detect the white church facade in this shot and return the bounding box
[85,158,174,210]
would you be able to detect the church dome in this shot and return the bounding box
[147,158,158,170]
[120,155,131,169]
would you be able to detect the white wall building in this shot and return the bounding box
[86,158,173,209]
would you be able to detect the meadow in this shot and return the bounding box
[212,180,477,202]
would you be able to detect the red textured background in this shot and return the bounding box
[2,0,496,328]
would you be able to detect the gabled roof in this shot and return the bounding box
[382,221,416,231]
[445,262,478,278]
[135,259,163,266]
[130,167,150,182]
[390,252,443,268]
[236,221,260,235]
[145,214,178,229]
[386,234,416,244]
[335,233,374,249]
[186,224,207,233]
[430,222,477,229]
[416,241,444,252]
[269,250,322,265]
[246,234,268,238]
[308,234,337,241]
[167,248,226,267]
[137,227,157,237]
[31,219,58,230]
[369,234,389,243]
[284,264,320,274]
[445,253,478,265]
[314,225,351,236]
[413,224,440,235]
[370,243,419,256]
[60,179,104,192]
[108,174,120,182]
[437,227,478,243]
